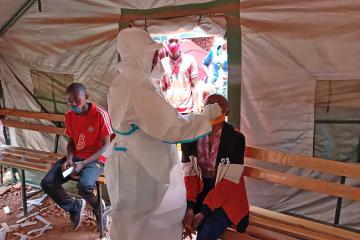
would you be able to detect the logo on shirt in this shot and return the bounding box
[76,133,86,150]
[88,126,94,133]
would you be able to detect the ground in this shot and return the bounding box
[0,170,106,240]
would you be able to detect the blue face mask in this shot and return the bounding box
[70,106,83,114]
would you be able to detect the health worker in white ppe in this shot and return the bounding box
[105,28,222,240]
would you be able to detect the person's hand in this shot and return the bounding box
[73,161,85,175]
[182,227,193,240]
[203,103,222,121]
[192,213,205,231]
[61,158,73,172]
[182,209,194,239]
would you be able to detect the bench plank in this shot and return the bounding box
[222,228,262,240]
[244,166,360,201]
[249,206,360,240]
[0,152,55,164]
[0,149,59,161]
[1,119,65,135]
[246,225,300,240]
[0,145,62,158]
[0,108,65,122]
[251,215,343,240]
[0,158,49,172]
[245,147,360,179]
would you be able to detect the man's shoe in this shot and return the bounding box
[94,199,110,232]
[70,199,86,230]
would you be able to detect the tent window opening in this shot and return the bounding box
[31,70,73,114]
[151,30,228,113]
[314,80,360,163]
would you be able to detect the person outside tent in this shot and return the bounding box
[41,83,113,232]
[181,94,249,240]
[160,37,200,113]
[105,28,222,240]
[202,38,228,98]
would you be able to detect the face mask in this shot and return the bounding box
[70,106,83,114]
[167,43,180,57]
[211,114,226,126]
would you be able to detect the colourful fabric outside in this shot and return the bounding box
[203,46,228,98]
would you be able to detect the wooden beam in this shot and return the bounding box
[1,119,65,135]
[245,147,360,179]
[0,108,64,122]
[244,166,360,201]
[249,206,360,240]
[120,1,238,22]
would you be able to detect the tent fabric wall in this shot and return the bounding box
[240,0,360,228]
[0,0,359,230]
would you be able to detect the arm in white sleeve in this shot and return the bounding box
[132,87,212,143]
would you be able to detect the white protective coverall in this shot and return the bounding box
[105,28,221,240]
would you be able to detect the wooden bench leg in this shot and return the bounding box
[21,169,28,215]
[0,165,3,185]
[334,176,346,225]
[97,182,105,239]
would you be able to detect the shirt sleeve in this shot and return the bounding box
[132,86,211,143]
[98,110,114,139]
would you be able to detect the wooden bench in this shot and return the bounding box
[222,147,360,240]
[0,108,107,238]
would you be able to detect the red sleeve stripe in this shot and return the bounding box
[96,106,113,134]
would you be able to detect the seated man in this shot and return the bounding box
[181,94,249,240]
[41,83,113,231]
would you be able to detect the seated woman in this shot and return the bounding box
[181,94,249,240]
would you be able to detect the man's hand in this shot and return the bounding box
[73,161,85,174]
[182,228,193,240]
[61,158,73,172]
[192,213,205,231]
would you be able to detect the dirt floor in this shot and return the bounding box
[0,171,108,240]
